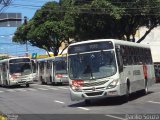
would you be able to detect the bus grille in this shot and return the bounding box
[85,91,103,96]
[83,80,108,87]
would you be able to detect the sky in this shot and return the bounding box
[0,0,59,56]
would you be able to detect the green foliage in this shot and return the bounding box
[13,0,160,56]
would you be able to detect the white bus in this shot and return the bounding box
[67,39,155,103]
[0,57,33,87]
[37,56,68,85]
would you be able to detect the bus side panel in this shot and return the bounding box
[119,66,134,95]
[131,65,145,92]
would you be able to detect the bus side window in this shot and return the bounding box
[121,46,127,66]
[116,46,123,72]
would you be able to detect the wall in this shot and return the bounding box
[136,26,160,62]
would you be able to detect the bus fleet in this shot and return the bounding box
[37,56,68,85]
[0,39,156,104]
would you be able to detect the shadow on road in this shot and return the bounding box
[68,91,154,108]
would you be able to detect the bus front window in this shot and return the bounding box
[55,61,67,74]
[68,50,117,80]
[9,63,32,75]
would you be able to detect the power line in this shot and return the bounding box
[0,0,13,12]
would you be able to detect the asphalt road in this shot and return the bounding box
[0,83,160,120]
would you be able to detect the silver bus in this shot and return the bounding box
[67,39,155,104]
[0,57,33,87]
[37,56,68,85]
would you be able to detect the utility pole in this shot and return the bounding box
[24,16,28,57]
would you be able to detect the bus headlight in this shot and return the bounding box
[107,79,119,89]
[71,86,82,92]
[71,80,84,92]
[9,74,17,81]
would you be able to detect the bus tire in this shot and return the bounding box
[84,99,91,105]
[26,83,30,88]
[40,77,45,85]
[50,76,52,83]
[4,80,8,87]
[123,80,130,102]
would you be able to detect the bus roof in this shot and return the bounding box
[69,39,150,49]
[37,56,66,62]
[0,57,30,63]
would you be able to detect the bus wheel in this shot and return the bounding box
[4,80,8,87]
[123,82,130,102]
[84,99,91,105]
[40,77,45,85]
[26,83,30,87]
[50,76,52,83]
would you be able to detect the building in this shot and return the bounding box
[136,26,160,62]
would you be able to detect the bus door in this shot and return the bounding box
[38,61,45,82]
[45,60,52,83]
[1,63,8,85]
[117,46,133,94]
[51,61,54,83]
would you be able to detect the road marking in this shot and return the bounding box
[77,107,90,111]
[27,88,37,91]
[148,101,160,104]
[44,85,52,88]
[58,87,68,90]
[32,84,41,86]
[37,88,48,91]
[15,89,27,92]
[154,92,160,94]
[0,90,4,93]
[54,100,65,104]
[6,89,16,92]
[106,115,126,120]
[48,88,58,90]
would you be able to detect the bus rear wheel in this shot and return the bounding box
[84,99,91,105]
[26,83,30,87]
[123,81,130,103]
[40,77,45,85]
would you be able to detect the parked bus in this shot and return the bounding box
[37,56,68,85]
[67,39,155,103]
[0,57,33,87]
[154,62,160,82]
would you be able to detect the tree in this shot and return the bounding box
[13,1,74,56]
[13,0,160,55]
[71,0,160,42]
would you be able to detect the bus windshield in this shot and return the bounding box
[68,50,117,80]
[9,62,32,75]
[55,60,67,74]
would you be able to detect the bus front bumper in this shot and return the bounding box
[9,79,33,86]
[70,86,121,101]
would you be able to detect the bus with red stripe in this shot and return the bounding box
[67,39,155,104]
